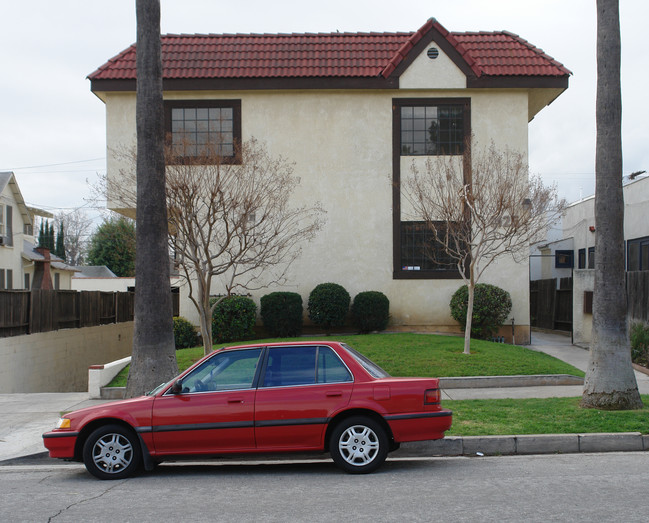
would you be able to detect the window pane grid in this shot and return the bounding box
[400,221,456,271]
[170,106,235,158]
[401,104,464,156]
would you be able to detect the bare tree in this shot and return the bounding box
[404,142,566,354]
[126,0,177,397]
[54,210,93,266]
[581,0,642,410]
[102,138,324,355]
[168,139,324,354]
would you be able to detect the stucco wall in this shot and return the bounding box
[573,269,594,346]
[0,322,134,393]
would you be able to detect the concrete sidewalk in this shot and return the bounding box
[1,331,647,463]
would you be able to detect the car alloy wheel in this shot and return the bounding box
[330,416,388,474]
[82,424,141,480]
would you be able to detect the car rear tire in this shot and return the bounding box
[330,416,388,474]
[82,424,141,480]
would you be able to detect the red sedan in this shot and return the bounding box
[43,341,452,479]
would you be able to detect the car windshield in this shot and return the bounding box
[341,343,391,378]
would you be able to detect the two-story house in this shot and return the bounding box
[0,171,77,290]
[88,18,570,343]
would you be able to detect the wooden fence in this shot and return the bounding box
[0,289,179,338]
[529,277,573,332]
[532,271,649,332]
[627,271,649,322]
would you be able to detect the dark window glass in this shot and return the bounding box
[400,221,458,271]
[400,104,464,155]
[555,250,573,269]
[627,237,649,271]
[165,101,240,163]
[341,343,390,378]
[317,347,352,383]
[180,348,262,393]
[263,346,317,387]
[578,248,586,269]
[628,242,640,271]
[588,247,595,269]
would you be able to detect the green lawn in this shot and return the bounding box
[446,396,649,436]
[108,332,583,387]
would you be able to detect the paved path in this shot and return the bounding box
[1,331,647,462]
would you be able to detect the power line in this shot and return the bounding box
[1,157,105,170]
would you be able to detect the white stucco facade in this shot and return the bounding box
[93,31,569,343]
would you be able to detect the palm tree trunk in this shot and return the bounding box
[581,0,642,410]
[126,0,177,397]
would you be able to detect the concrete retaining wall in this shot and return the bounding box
[0,322,134,393]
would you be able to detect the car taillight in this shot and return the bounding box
[424,388,440,405]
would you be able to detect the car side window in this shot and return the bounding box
[180,348,262,393]
[317,346,352,383]
[262,346,317,387]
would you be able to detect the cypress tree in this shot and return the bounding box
[56,222,66,261]
[48,222,55,251]
[38,221,45,247]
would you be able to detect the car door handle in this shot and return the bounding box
[227,398,244,404]
[326,391,343,397]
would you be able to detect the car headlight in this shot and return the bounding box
[55,418,71,429]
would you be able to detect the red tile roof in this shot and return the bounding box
[89,19,570,84]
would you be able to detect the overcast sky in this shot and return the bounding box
[1,0,647,228]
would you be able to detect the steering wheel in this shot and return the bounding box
[194,380,207,392]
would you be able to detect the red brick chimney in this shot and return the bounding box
[32,247,54,290]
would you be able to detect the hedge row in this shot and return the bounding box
[176,282,514,347]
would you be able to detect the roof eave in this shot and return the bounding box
[90,75,400,93]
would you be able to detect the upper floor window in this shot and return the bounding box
[400,104,464,155]
[0,205,12,246]
[164,100,241,164]
[555,250,573,269]
[588,246,595,269]
[578,248,586,269]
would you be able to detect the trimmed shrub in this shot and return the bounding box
[630,322,649,366]
[173,316,198,349]
[260,292,303,337]
[308,283,350,332]
[211,295,257,343]
[351,291,390,333]
[450,283,512,340]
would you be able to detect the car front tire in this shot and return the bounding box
[330,416,388,474]
[82,424,142,480]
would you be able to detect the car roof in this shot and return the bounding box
[217,341,342,351]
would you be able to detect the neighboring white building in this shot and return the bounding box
[1,171,77,290]
[88,18,571,343]
[530,174,649,344]
[531,174,649,281]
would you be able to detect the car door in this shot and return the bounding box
[254,345,353,450]
[151,348,262,455]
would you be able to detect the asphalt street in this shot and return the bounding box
[1,453,649,522]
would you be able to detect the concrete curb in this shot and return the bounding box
[393,432,648,457]
[440,374,584,388]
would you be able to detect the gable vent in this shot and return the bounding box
[427,47,439,59]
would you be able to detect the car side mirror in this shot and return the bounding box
[170,380,183,394]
